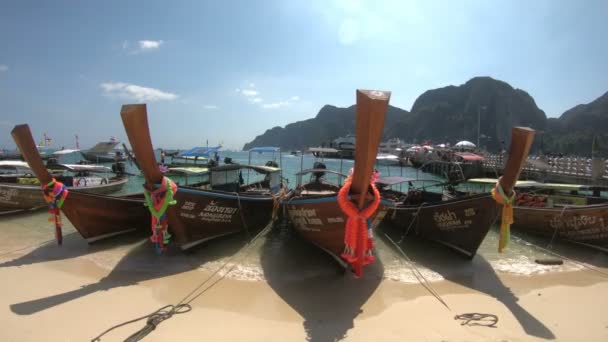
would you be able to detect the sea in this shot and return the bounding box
[1,150,604,285]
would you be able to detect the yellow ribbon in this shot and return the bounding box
[491,181,515,253]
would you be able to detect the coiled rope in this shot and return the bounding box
[384,233,501,328]
[454,313,498,327]
[91,221,274,342]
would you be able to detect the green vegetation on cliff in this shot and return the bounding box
[243,77,607,155]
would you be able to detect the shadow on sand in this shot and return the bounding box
[0,230,147,268]
[511,231,608,269]
[9,232,248,316]
[380,225,556,340]
[261,224,383,342]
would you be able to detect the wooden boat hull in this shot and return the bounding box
[385,193,499,258]
[61,191,149,242]
[285,194,389,267]
[513,204,608,251]
[167,187,276,250]
[0,183,47,212]
[0,177,127,213]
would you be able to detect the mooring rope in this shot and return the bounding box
[396,202,427,242]
[233,191,251,240]
[454,313,498,327]
[384,233,504,328]
[547,205,569,249]
[511,232,608,278]
[91,221,274,342]
[383,233,451,311]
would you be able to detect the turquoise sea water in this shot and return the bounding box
[40,152,596,282]
[2,150,605,284]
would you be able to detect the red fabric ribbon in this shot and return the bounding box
[337,177,381,277]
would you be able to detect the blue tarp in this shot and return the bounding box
[178,146,221,157]
[249,146,280,153]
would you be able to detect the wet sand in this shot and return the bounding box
[1,211,608,341]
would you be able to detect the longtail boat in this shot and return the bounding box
[11,125,150,243]
[121,104,288,251]
[0,160,128,214]
[382,127,535,258]
[284,89,390,277]
[467,179,608,251]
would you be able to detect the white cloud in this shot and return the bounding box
[204,105,218,109]
[262,101,290,109]
[138,40,163,50]
[241,89,258,97]
[0,65,8,72]
[122,40,164,54]
[235,82,300,109]
[100,82,178,102]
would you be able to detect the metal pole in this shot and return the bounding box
[477,106,480,148]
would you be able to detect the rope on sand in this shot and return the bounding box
[91,222,274,342]
[454,313,498,327]
[384,233,501,328]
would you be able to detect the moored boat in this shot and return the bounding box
[468,179,608,251]
[379,177,500,258]
[10,125,150,243]
[382,127,535,258]
[285,89,391,276]
[81,140,126,163]
[121,104,288,251]
[0,160,128,214]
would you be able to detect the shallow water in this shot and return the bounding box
[1,151,607,284]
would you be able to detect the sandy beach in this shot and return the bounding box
[1,210,608,342]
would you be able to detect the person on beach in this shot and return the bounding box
[160,149,166,164]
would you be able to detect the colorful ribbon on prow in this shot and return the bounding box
[41,179,69,245]
[143,176,178,253]
[337,170,381,277]
[491,180,515,253]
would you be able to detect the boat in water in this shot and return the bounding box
[284,89,391,277]
[81,140,126,163]
[467,178,608,251]
[381,127,535,258]
[121,104,289,251]
[0,158,129,214]
[11,124,150,243]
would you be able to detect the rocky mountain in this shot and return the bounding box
[242,104,409,151]
[543,91,608,156]
[243,77,608,155]
[384,77,547,151]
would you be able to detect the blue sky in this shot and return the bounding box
[1,0,607,150]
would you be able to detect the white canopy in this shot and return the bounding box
[52,149,81,155]
[0,160,30,168]
[455,140,476,148]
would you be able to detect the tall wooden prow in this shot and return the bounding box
[499,127,536,196]
[11,124,53,184]
[348,89,391,277]
[120,104,163,190]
